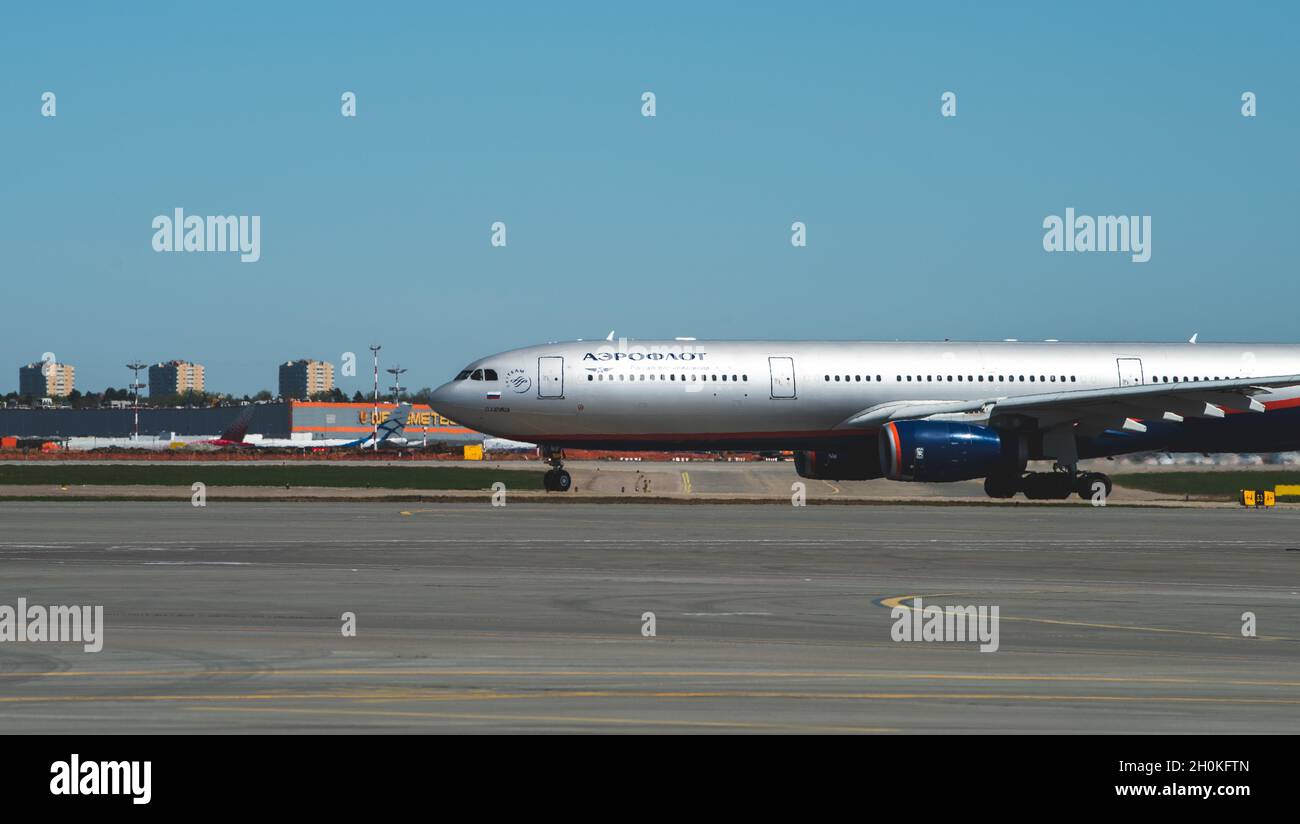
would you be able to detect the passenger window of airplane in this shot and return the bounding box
[1029,375,1035,382]
[835,375,840,381]
[670,374,675,381]
[855,375,861,382]
[876,375,882,382]
[742,375,748,381]
[1070,376,1076,382]
[587,374,593,381]
[896,375,901,381]
[1049,375,1055,382]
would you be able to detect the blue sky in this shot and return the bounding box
[2,2,1296,395]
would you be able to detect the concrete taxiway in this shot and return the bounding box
[1,502,1298,733]
[0,458,1191,503]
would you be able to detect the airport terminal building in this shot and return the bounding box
[0,401,483,447]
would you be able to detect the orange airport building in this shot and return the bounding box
[287,401,483,447]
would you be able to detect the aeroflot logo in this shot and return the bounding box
[584,350,707,362]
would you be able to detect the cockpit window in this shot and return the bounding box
[455,370,472,381]
[484,369,499,381]
[471,369,484,380]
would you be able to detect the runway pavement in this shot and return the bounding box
[1,501,1298,733]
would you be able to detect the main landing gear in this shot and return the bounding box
[541,446,572,492]
[983,470,1112,501]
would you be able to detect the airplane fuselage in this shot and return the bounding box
[430,340,1300,456]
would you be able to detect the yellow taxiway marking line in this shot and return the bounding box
[0,689,1297,707]
[8,669,1300,688]
[881,594,1293,642]
[188,705,897,732]
[681,471,691,494]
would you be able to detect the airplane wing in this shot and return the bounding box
[837,374,1300,433]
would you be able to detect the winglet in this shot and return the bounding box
[1189,332,1198,344]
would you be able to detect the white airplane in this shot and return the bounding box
[429,339,1300,497]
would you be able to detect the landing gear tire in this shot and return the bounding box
[540,445,571,492]
[1075,472,1112,501]
[543,468,572,492]
[983,474,1020,499]
[1022,472,1074,500]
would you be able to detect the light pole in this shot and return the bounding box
[369,345,381,450]
[126,361,147,439]
[387,365,407,402]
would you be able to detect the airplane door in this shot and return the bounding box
[538,356,564,398]
[769,357,796,399]
[1116,357,1144,387]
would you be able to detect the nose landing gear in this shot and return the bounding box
[541,446,572,492]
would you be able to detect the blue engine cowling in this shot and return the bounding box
[879,421,1009,482]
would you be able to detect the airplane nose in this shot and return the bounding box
[428,382,457,411]
[428,381,476,422]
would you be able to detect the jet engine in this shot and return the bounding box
[879,420,1013,482]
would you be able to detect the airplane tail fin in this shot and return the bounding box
[375,404,412,443]
[219,406,256,443]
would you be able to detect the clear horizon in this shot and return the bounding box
[4,2,1297,395]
